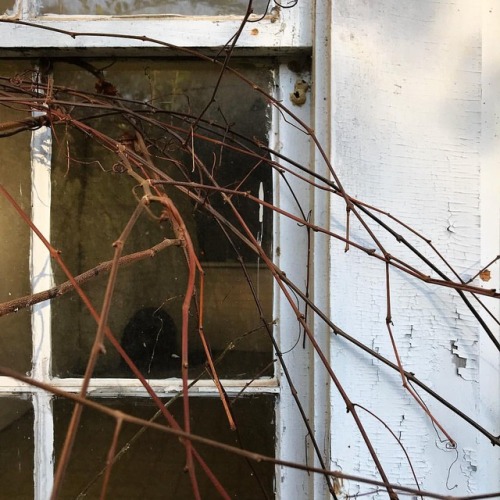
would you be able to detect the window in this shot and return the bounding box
[0,2,317,499]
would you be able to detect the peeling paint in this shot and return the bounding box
[461,448,478,493]
[451,340,478,382]
[329,0,496,496]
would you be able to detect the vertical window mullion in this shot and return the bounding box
[19,0,36,19]
[30,111,53,380]
[33,391,54,500]
[274,63,314,499]
[310,1,333,497]
[30,97,54,499]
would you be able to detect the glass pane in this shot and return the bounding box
[0,60,33,373]
[54,396,275,499]
[50,59,273,379]
[40,0,269,16]
[0,0,16,15]
[0,398,34,499]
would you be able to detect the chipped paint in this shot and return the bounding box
[461,448,478,493]
[451,339,478,382]
[329,0,498,497]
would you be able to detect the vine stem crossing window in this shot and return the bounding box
[0,2,328,499]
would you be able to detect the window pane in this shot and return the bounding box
[0,61,33,372]
[54,396,275,498]
[49,59,273,379]
[0,398,34,499]
[0,0,15,14]
[40,0,269,16]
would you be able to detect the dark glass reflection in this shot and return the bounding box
[50,59,273,379]
[119,307,178,377]
[0,60,33,372]
[0,398,34,499]
[54,396,275,499]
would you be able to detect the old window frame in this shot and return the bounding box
[0,2,331,499]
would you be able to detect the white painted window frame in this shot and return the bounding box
[0,2,333,499]
[1,0,311,55]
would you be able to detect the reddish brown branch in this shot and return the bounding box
[0,238,181,318]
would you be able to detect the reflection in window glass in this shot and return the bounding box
[0,0,16,15]
[41,0,269,16]
[50,59,273,379]
[0,398,34,499]
[0,61,33,372]
[54,396,275,498]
